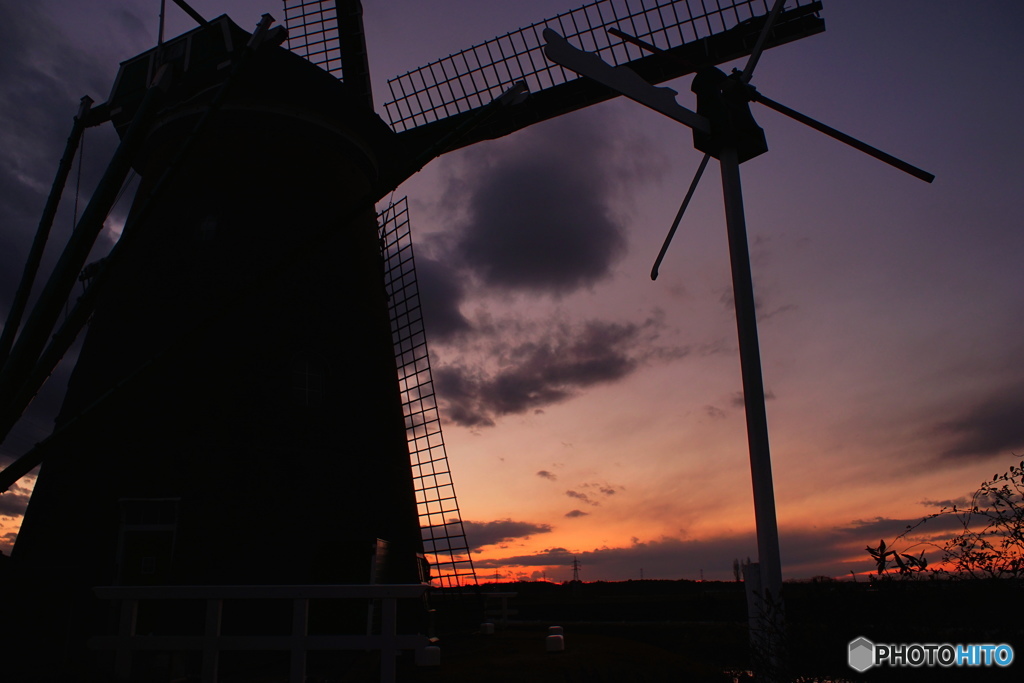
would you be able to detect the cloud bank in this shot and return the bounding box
[461,518,553,551]
[435,313,683,427]
[405,110,682,429]
[473,510,977,582]
[936,381,1024,460]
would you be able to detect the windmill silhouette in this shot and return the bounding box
[542,0,932,669]
[0,0,847,678]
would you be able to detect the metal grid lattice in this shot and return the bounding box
[282,0,343,76]
[384,0,817,132]
[378,198,477,589]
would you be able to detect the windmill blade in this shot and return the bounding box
[752,91,935,183]
[0,97,94,373]
[378,198,477,589]
[169,0,210,28]
[543,28,708,133]
[386,0,824,155]
[739,0,787,84]
[282,1,374,108]
[283,0,343,74]
[0,69,168,438]
[651,152,711,280]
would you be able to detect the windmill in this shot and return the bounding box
[0,8,443,680]
[0,0,844,678]
[541,0,932,665]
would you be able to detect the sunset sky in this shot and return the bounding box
[1,0,1023,583]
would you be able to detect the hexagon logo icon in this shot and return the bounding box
[848,637,875,672]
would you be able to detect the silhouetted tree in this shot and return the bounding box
[867,458,1024,579]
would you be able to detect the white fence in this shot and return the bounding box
[91,583,431,683]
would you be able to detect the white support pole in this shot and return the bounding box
[718,145,784,672]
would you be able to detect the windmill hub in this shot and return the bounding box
[691,67,768,164]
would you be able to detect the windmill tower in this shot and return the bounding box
[0,8,437,678]
[0,0,882,679]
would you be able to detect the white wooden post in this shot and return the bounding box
[202,598,221,683]
[290,598,308,683]
[380,596,398,683]
[114,598,137,681]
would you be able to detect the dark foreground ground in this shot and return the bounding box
[389,578,1023,683]
[3,578,1021,681]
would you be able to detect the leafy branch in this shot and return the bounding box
[865,537,928,577]
[867,458,1024,580]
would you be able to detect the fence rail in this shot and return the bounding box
[91,583,431,683]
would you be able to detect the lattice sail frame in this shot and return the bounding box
[282,0,343,76]
[384,0,818,132]
[378,199,477,589]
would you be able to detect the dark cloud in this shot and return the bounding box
[444,113,647,296]
[0,4,129,473]
[566,490,598,506]
[436,313,685,427]
[0,531,17,554]
[454,156,625,293]
[473,536,755,581]
[536,470,556,480]
[474,512,984,581]
[579,482,621,496]
[564,509,588,518]
[825,514,968,560]
[113,8,150,40]
[935,382,1024,459]
[919,496,973,509]
[729,389,776,408]
[0,351,75,468]
[0,3,77,304]
[0,3,123,301]
[474,545,576,570]
[705,405,726,419]
[835,516,935,543]
[0,489,30,518]
[758,304,797,322]
[461,518,552,550]
[717,288,796,323]
[411,114,678,427]
[431,366,490,428]
[414,254,470,341]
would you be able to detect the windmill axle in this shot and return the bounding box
[691,67,768,164]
